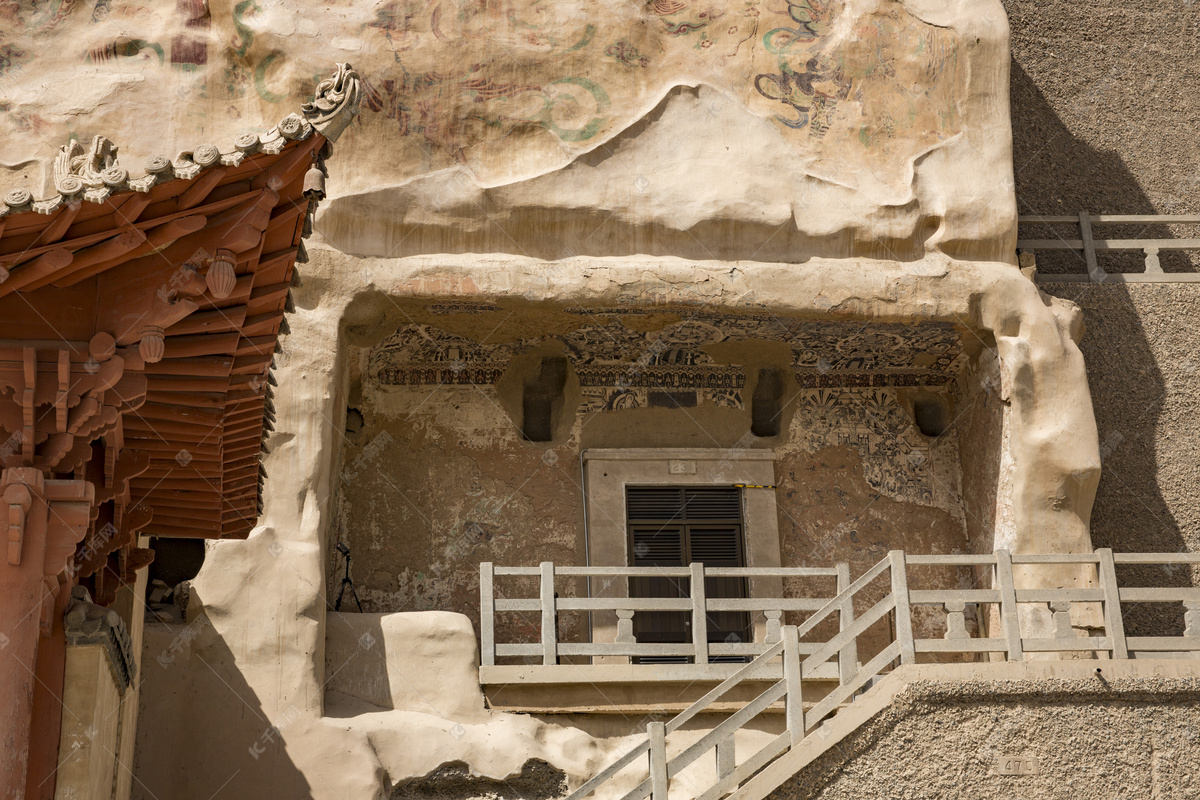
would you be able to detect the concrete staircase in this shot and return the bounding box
[563,549,1200,800]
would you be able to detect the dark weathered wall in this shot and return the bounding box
[331,312,979,647]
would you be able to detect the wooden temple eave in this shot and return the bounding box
[0,62,362,606]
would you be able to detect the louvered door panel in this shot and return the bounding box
[690,524,750,648]
[689,526,742,565]
[626,487,685,522]
[626,486,751,661]
[629,524,689,648]
[682,489,742,521]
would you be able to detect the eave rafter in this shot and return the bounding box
[0,63,361,604]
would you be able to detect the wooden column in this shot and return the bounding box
[0,471,92,800]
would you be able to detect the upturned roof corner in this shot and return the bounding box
[1,62,363,218]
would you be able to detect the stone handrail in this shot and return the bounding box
[481,550,1200,676]
[1016,213,1200,281]
[479,562,850,669]
[554,549,1200,800]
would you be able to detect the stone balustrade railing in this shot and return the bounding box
[1017,213,1200,281]
[548,549,1200,800]
[479,550,1200,682]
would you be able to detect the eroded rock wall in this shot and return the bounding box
[0,0,1014,261]
[1041,283,1200,635]
[128,251,1101,799]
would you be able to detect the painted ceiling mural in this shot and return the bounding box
[366,312,968,396]
[0,1,1010,257]
[364,312,966,505]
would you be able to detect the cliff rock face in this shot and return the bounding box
[1,0,1013,261]
[0,3,1124,800]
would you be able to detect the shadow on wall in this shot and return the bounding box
[132,621,312,799]
[1010,62,1193,634]
[1010,62,1198,275]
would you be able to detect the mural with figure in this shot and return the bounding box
[0,0,993,257]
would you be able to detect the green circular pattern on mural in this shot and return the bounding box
[254,51,289,104]
[539,77,611,143]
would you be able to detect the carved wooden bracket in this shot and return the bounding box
[3,479,33,565]
[0,469,92,634]
[41,479,95,635]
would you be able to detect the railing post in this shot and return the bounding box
[716,737,736,781]
[1097,548,1128,659]
[480,562,495,667]
[836,562,857,684]
[1185,602,1200,659]
[690,562,709,665]
[995,549,1024,662]
[1079,211,1105,282]
[888,551,915,665]
[648,721,668,800]
[782,625,804,745]
[540,561,557,666]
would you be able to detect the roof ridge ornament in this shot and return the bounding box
[54,135,128,204]
[1,62,363,218]
[301,62,362,143]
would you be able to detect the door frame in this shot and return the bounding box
[581,448,783,662]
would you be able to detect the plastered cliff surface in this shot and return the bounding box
[1,0,1014,261]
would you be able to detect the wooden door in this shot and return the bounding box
[627,486,750,662]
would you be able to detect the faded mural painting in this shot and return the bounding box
[367,313,967,390]
[1,0,964,200]
[338,308,971,619]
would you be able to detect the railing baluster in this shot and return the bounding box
[1049,600,1074,640]
[943,601,969,640]
[1143,246,1163,274]
[782,625,804,745]
[480,562,495,667]
[648,721,668,800]
[764,609,782,643]
[888,551,915,665]
[995,549,1024,661]
[691,562,708,665]
[540,561,557,666]
[615,609,636,645]
[1097,548,1128,659]
[836,562,856,684]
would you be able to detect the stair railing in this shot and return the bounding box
[560,548,1200,800]
[566,551,909,800]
